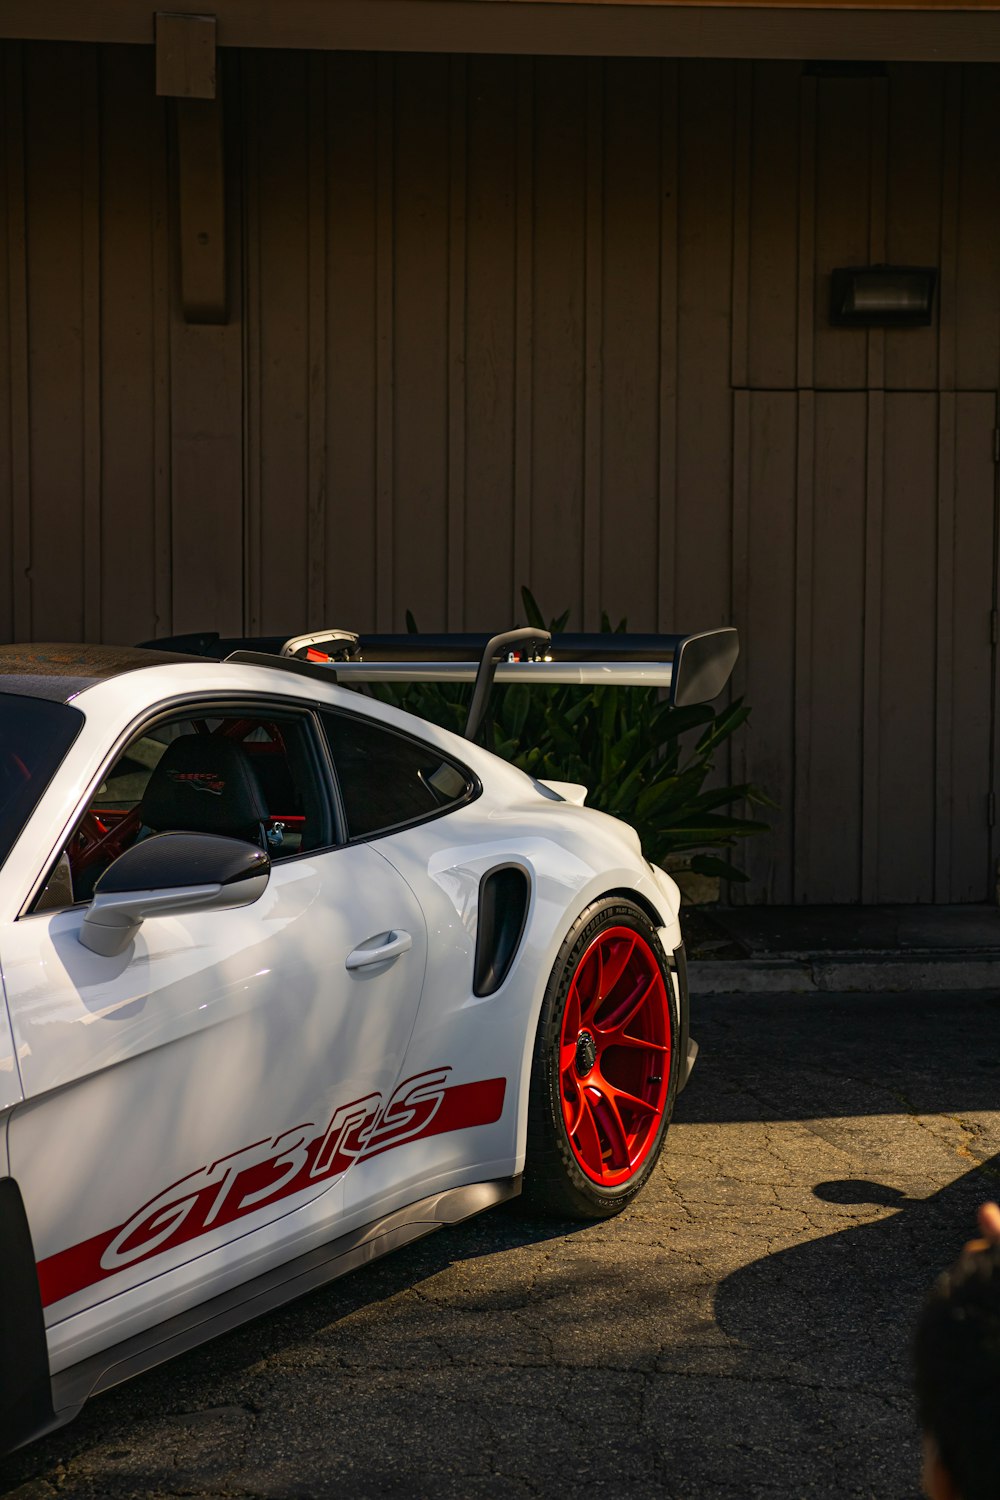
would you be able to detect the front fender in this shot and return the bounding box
[509,859,683,1173]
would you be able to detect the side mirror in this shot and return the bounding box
[79,832,271,958]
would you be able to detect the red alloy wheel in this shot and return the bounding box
[558,925,672,1187]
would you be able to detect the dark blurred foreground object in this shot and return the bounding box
[913,1237,1000,1500]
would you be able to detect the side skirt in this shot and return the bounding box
[47,1175,521,1437]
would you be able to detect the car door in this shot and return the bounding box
[313,707,509,1222]
[0,698,428,1340]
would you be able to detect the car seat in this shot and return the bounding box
[138,734,270,849]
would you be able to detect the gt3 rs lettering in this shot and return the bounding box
[100,1124,314,1274]
[311,1094,382,1179]
[36,1069,506,1309]
[364,1068,449,1156]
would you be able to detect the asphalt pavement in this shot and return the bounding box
[3,988,998,1500]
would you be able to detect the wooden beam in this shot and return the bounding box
[175,92,226,321]
[4,0,1000,62]
[156,12,216,98]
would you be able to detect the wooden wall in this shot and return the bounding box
[2,44,999,902]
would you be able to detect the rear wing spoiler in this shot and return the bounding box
[142,625,739,742]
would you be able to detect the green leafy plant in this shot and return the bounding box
[375,588,770,883]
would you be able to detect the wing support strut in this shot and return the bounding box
[464,628,552,743]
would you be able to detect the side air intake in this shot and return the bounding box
[473,866,530,998]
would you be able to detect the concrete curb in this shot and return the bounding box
[688,954,1000,994]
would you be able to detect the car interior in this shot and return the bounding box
[35,710,328,911]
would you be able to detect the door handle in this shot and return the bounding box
[345,929,413,970]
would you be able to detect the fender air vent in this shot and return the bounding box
[473,866,530,997]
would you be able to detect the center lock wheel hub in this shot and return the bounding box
[575,1030,598,1077]
[575,1032,599,1080]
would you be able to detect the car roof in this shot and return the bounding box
[0,644,207,703]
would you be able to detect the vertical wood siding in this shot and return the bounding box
[1,45,998,902]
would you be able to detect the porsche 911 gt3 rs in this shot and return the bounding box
[0,624,737,1453]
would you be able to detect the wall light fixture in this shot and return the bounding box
[829,265,937,328]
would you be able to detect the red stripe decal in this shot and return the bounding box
[36,1072,505,1308]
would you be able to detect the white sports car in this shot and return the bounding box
[0,624,737,1454]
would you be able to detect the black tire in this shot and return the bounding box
[522,897,681,1220]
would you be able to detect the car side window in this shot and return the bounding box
[319,709,475,841]
[34,706,331,912]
